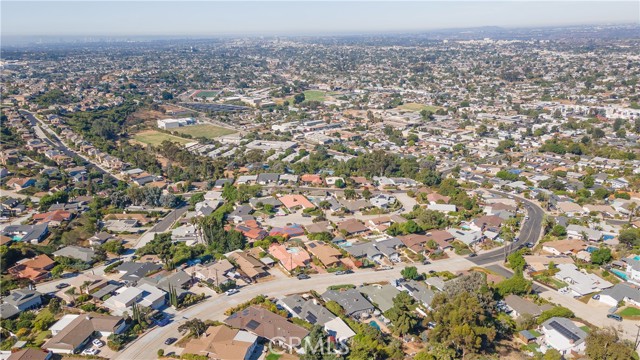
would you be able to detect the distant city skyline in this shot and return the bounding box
[2,1,639,41]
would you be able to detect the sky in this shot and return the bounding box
[2,1,639,39]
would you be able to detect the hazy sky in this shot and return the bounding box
[2,1,639,37]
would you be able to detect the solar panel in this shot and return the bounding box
[549,321,580,342]
[246,320,261,330]
[305,313,318,324]
[309,243,317,248]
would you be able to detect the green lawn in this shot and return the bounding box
[133,131,192,146]
[172,124,236,139]
[580,326,591,333]
[194,90,219,98]
[265,353,281,360]
[397,103,440,112]
[619,307,640,318]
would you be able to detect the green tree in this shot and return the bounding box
[384,292,419,336]
[543,349,563,360]
[551,225,567,237]
[507,250,526,273]
[178,318,206,337]
[590,247,612,265]
[495,274,532,297]
[537,306,574,325]
[585,327,638,360]
[294,93,306,104]
[401,266,419,280]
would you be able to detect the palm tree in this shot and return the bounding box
[628,202,637,224]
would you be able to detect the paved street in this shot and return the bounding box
[19,110,118,182]
[470,190,545,265]
[115,257,475,360]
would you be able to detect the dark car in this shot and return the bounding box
[422,260,431,265]
[607,314,623,322]
[525,242,534,248]
[297,274,310,280]
[56,283,70,290]
[164,337,177,345]
[468,253,478,258]
[156,317,171,327]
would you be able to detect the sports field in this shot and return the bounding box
[397,103,440,112]
[172,124,236,139]
[193,90,219,98]
[133,130,192,146]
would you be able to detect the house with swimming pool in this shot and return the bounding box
[622,256,640,284]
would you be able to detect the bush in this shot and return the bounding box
[537,306,574,324]
[157,349,164,357]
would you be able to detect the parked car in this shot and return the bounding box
[468,253,478,258]
[92,339,104,348]
[607,314,623,322]
[81,348,99,356]
[377,266,393,271]
[297,274,310,280]
[225,288,239,296]
[56,283,70,290]
[422,260,431,265]
[525,242,534,248]
[156,316,171,327]
[164,337,177,345]
[335,270,353,275]
[592,294,600,300]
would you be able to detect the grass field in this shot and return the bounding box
[619,307,640,318]
[133,130,192,146]
[398,103,440,112]
[193,90,219,98]
[172,124,236,139]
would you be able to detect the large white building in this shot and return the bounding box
[157,117,195,129]
[541,317,587,356]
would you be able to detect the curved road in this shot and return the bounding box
[469,190,545,265]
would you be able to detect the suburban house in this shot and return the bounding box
[116,262,163,284]
[268,243,311,272]
[0,288,43,319]
[399,280,436,309]
[322,289,375,318]
[8,254,55,281]
[280,295,337,325]
[277,194,315,211]
[32,210,73,226]
[183,325,259,360]
[53,246,96,263]
[224,306,309,351]
[504,294,552,318]
[226,250,269,281]
[556,201,586,217]
[554,263,613,296]
[359,284,400,312]
[542,239,587,256]
[191,259,235,286]
[6,348,52,360]
[305,241,342,267]
[44,314,126,354]
[88,232,115,246]
[597,283,640,307]
[427,203,457,213]
[103,284,167,315]
[2,224,49,244]
[337,219,368,236]
[623,256,640,283]
[540,317,587,356]
[566,224,602,241]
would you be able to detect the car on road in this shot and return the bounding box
[524,216,530,220]
[297,274,310,280]
[525,242,534,248]
[607,314,622,322]
[377,266,393,271]
[468,253,478,258]
[56,283,70,290]
[92,339,104,348]
[164,337,177,345]
[592,294,600,300]
[81,348,99,356]
[428,270,436,274]
[335,270,353,275]
[225,288,239,296]
[422,260,431,265]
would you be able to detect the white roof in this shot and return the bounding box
[48,314,79,333]
[233,330,258,343]
[324,317,356,341]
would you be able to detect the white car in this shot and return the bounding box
[225,288,239,296]
[81,348,99,356]
[92,339,104,348]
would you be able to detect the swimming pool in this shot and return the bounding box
[610,269,628,280]
[370,321,381,330]
[586,246,598,253]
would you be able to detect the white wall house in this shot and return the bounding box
[541,317,587,356]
